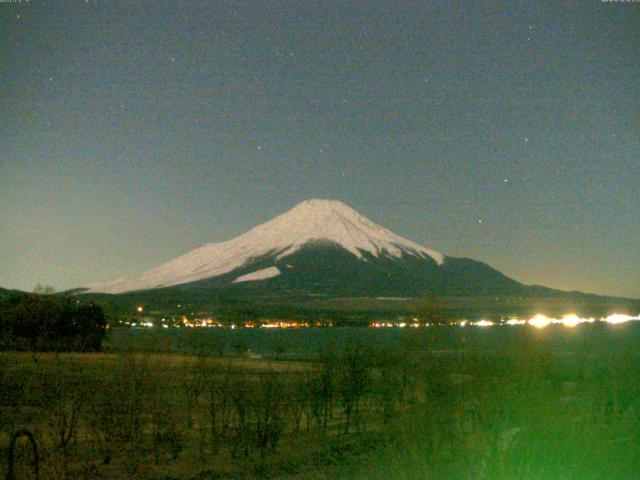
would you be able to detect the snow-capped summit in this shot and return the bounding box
[241,198,444,263]
[85,199,444,294]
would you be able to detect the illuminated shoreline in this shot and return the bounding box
[370,313,640,329]
[123,310,640,330]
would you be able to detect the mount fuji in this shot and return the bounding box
[83,199,525,298]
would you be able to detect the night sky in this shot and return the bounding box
[1,1,638,298]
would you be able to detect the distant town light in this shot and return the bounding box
[474,319,494,327]
[604,313,640,324]
[561,314,589,328]
[506,318,526,325]
[136,306,143,313]
[529,314,551,329]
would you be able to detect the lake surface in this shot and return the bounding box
[104,322,640,358]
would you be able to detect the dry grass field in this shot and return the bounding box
[1,327,639,479]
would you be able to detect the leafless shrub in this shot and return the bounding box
[85,354,152,469]
[339,346,372,434]
[254,370,285,457]
[228,369,253,458]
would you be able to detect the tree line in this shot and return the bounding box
[0,290,106,351]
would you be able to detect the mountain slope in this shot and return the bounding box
[172,242,525,298]
[85,199,446,294]
[83,198,525,298]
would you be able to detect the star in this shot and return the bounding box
[503,178,509,183]
[529,25,533,30]
[48,77,53,82]
[16,14,21,19]
[524,137,529,143]
[257,145,262,150]
[478,219,483,224]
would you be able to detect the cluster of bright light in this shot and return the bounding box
[370,321,391,328]
[126,312,639,330]
[182,317,224,328]
[126,319,336,329]
[456,313,639,329]
[474,319,494,327]
[560,314,588,328]
[261,321,310,328]
[603,313,640,324]
[453,319,495,327]
[368,313,640,329]
[520,313,637,328]
[506,319,526,326]
[370,321,421,328]
[528,314,552,329]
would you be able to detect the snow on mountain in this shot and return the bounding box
[232,266,281,284]
[85,199,444,294]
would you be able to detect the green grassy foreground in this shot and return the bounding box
[1,333,639,479]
